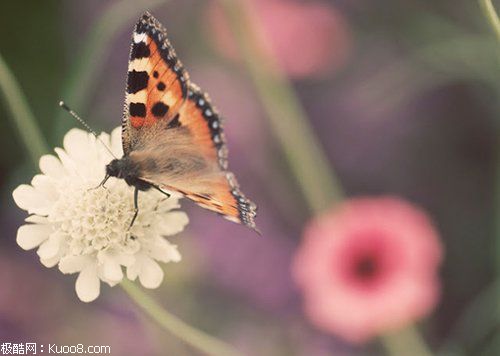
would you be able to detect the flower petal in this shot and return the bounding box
[126,261,140,281]
[59,255,92,274]
[102,260,124,283]
[97,249,134,267]
[64,129,93,160]
[37,234,63,261]
[39,154,64,178]
[76,265,100,302]
[31,174,58,202]
[139,257,164,289]
[13,184,52,215]
[158,197,182,211]
[41,254,62,268]
[16,224,51,250]
[54,148,78,176]
[149,239,182,263]
[157,211,189,235]
[109,127,124,157]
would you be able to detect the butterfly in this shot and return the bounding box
[103,12,258,232]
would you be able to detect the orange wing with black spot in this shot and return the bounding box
[122,12,189,155]
[133,84,258,231]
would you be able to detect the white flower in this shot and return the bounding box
[13,128,188,302]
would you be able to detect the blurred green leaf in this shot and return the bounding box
[416,35,500,90]
[479,0,500,42]
[0,53,48,165]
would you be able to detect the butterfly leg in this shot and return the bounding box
[151,184,171,198]
[129,187,139,228]
[89,174,110,190]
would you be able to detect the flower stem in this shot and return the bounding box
[217,0,343,214]
[121,279,242,356]
[0,52,49,165]
[479,0,500,336]
[438,281,497,355]
[479,0,500,42]
[382,325,434,356]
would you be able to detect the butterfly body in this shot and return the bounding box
[106,157,151,191]
[112,12,258,232]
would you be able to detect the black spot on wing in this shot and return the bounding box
[131,42,150,59]
[151,102,169,117]
[157,82,166,91]
[127,70,149,94]
[129,102,146,117]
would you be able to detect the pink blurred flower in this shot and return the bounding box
[207,0,352,78]
[293,197,443,343]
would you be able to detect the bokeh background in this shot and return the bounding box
[0,0,499,355]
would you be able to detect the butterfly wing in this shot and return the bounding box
[131,84,258,231]
[122,12,189,155]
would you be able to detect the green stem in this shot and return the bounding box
[55,0,168,140]
[0,53,49,165]
[438,281,497,355]
[480,0,500,335]
[479,329,500,355]
[479,0,500,42]
[382,325,434,356]
[496,139,500,329]
[121,280,241,356]
[218,0,343,214]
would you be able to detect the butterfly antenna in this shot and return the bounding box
[59,101,117,159]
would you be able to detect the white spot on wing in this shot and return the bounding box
[128,59,151,72]
[126,90,147,104]
[133,32,147,44]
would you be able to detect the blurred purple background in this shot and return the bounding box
[0,0,498,355]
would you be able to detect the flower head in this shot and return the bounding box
[207,0,352,79]
[293,197,443,343]
[13,128,188,302]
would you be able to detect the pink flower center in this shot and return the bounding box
[338,230,399,292]
[352,254,378,281]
